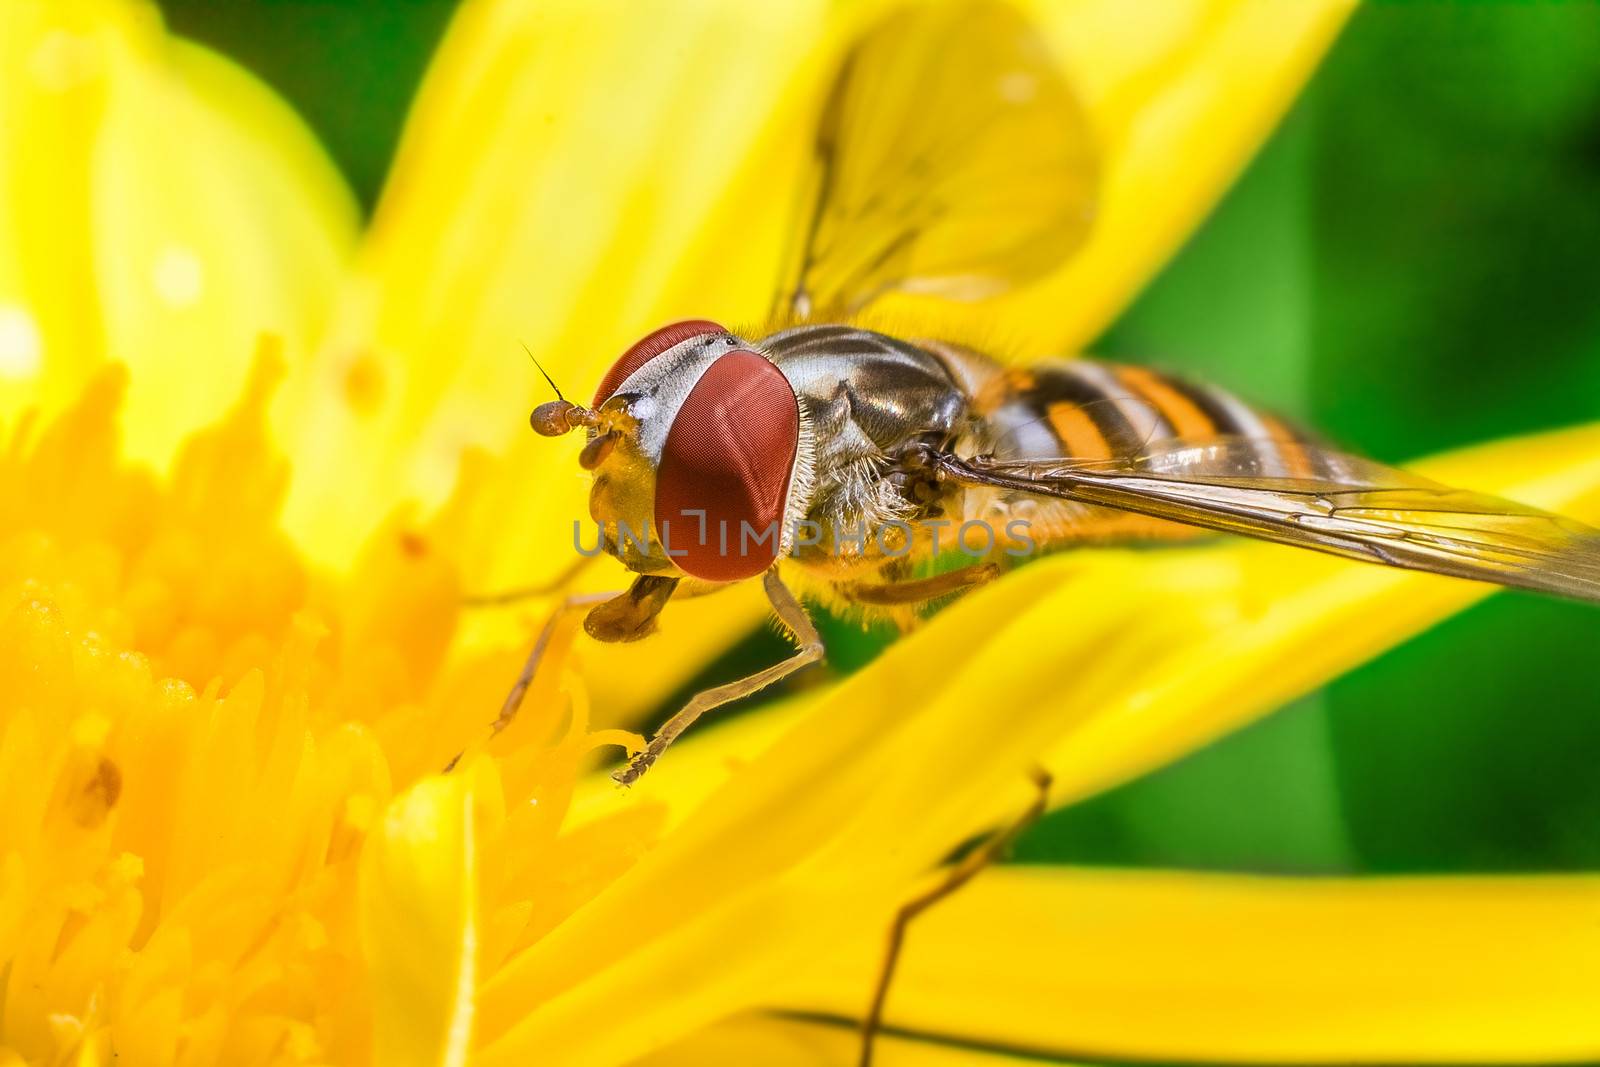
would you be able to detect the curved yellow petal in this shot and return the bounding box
[0,0,358,466]
[501,424,1600,1066]
[359,765,486,1067]
[280,0,853,575]
[567,689,806,837]
[879,0,1356,353]
[783,866,1600,1063]
[638,1013,1076,1067]
[1037,424,1600,809]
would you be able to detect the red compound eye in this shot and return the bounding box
[592,319,726,407]
[655,351,799,582]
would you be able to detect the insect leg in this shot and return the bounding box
[582,573,681,643]
[858,766,1053,1067]
[841,561,1001,606]
[448,575,681,773]
[613,568,823,786]
[461,555,594,608]
[444,588,617,772]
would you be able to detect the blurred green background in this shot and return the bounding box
[164,1,1600,874]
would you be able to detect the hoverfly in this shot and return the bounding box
[497,0,1600,795]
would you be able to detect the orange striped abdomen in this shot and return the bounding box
[966,358,1315,544]
[974,358,1312,470]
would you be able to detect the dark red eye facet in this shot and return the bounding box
[592,319,727,407]
[655,351,800,582]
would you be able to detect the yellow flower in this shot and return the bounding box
[0,351,646,1065]
[4,1,1600,1066]
[0,0,356,467]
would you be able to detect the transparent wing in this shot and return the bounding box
[932,437,1600,603]
[780,0,1098,319]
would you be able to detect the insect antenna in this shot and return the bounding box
[522,341,567,403]
[523,341,601,437]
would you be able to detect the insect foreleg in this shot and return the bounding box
[858,766,1053,1067]
[582,573,681,643]
[613,568,823,787]
[461,555,595,608]
[444,587,617,773]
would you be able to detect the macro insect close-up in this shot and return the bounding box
[4,1,1600,1065]
[500,1,1600,793]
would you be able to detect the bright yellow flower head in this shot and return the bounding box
[5,1,1600,1066]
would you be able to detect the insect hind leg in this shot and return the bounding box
[858,765,1052,1067]
[840,561,1000,607]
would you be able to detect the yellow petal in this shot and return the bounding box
[879,0,1356,353]
[359,765,485,1067]
[506,424,1600,1066]
[638,1012,1073,1067]
[280,0,849,574]
[1039,424,1600,809]
[782,866,1600,1063]
[0,0,358,467]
